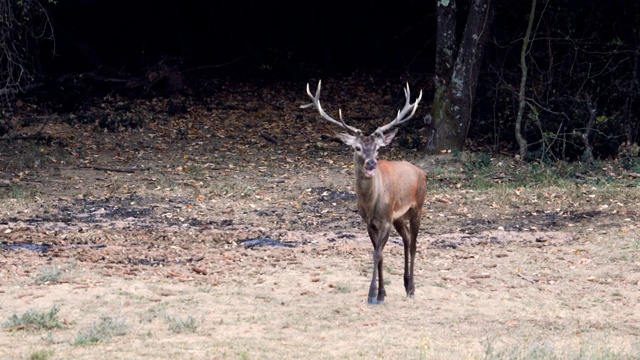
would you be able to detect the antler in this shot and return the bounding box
[374,83,423,136]
[300,80,362,134]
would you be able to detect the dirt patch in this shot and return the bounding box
[1,79,640,358]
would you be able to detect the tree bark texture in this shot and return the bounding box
[429,0,494,153]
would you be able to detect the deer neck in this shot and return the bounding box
[353,157,383,206]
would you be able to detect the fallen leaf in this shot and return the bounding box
[192,267,208,275]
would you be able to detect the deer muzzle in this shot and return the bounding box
[364,159,377,177]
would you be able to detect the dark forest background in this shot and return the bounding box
[1,0,639,162]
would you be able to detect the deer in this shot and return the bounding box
[301,80,427,304]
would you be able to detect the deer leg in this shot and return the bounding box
[367,224,379,304]
[377,244,386,303]
[368,223,390,305]
[393,220,413,297]
[406,213,421,298]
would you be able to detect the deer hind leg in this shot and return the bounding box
[367,223,390,305]
[394,219,414,298]
[406,211,421,298]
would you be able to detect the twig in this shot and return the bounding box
[517,272,535,284]
[83,166,151,173]
[183,56,246,73]
[581,93,597,163]
[260,133,278,145]
[0,134,54,142]
[0,83,44,96]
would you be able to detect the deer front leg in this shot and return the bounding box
[394,220,414,297]
[368,223,390,305]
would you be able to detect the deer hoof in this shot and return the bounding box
[367,297,384,305]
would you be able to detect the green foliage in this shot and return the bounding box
[186,164,203,176]
[3,306,62,331]
[210,183,255,198]
[460,152,496,189]
[34,266,62,285]
[27,349,55,360]
[440,153,636,194]
[74,316,127,346]
[469,152,493,169]
[42,331,63,344]
[618,142,640,171]
[11,184,24,199]
[596,115,609,125]
[164,315,199,334]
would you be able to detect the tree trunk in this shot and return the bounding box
[429,0,494,153]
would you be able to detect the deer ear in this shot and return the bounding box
[336,133,357,146]
[377,129,398,147]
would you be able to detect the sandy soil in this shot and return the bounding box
[1,79,639,359]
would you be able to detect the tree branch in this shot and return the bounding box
[515,0,537,161]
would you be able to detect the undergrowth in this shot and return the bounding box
[482,336,640,360]
[164,314,199,334]
[436,154,639,193]
[3,306,62,331]
[34,266,63,285]
[74,315,128,346]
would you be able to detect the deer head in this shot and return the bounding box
[300,80,423,178]
[335,131,397,178]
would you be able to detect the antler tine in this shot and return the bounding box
[374,83,423,136]
[300,80,362,134]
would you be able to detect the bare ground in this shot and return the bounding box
[1,79,640,359]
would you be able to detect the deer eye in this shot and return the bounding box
[355,145,362,152]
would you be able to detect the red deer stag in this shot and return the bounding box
[301,81,427,304]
